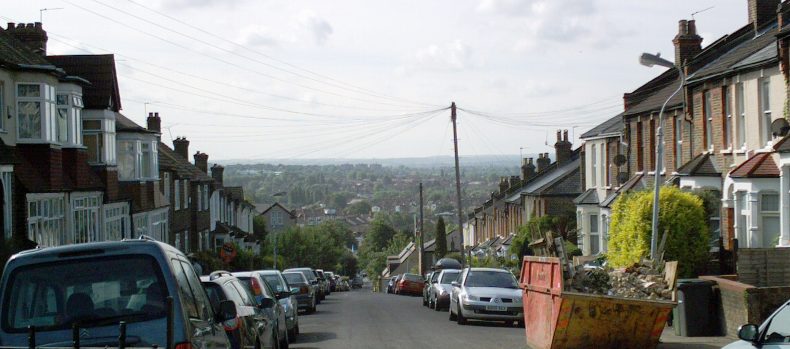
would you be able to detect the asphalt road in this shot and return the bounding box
[289,287,526,349]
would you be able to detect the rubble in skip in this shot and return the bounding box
[569,262,673,300]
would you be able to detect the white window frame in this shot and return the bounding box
[174,179,181,210]
[116,136,159,181]
[675,116,683,167]
[183,180,189,209]
[82,115,116,165]
[103,202,130,241]
[197,184,202,212]
[760,78,772,147]
[601,214,608,253]
[761,192,780,247]
[70,192,102,244]
[132,208,168,242]
[27,193,66,247]
[0,81,5,131]
[723,86,732,150]
[589,214,600,255]
[16,83,56,143]
[1,166,13,239]
[202,184,209,211]
[590,144,597,187]
[704,90,714,151]
[736,83,746,150]
[55,91,83,147]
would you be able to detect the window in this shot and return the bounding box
[589,214,600,255]
[16,83,55,141]
[163,172,171,205]
[723,87,732,149]
[54,92,83,147]
[150,209,168,242]
[71,193,101,244]
[760,78,772,146]
[133,213,149,238]
[175,233,182,251]
[183,180,189,209]
[601,214,608,253]
[202,184,209,211]
[116,138,158,181]
[736,83,746,149]
[636,121,644,171]
[576,211,584,250]
[170,259,199,319]
[649,119,656,169]
[103,202,130,241]
[184,231,190,253]
[1,168,12,240]
[600,143,606,187]
[675,117,683,168]
[736,191,747,243]
[0,81,5,131]
[590,144,597,187]
[704,90,713,150]
[196,185,202,212]
[82,117,115,165]
[762,304,790,344]
[27,194,66,247]
[174,179,181,210]
[761,192,780,247]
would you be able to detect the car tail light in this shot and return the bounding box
[223,316,241,331]
[175,343,193,349]
[300,286,309,294]
[250,278,263,296]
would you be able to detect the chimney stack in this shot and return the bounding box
[554,129,572,165]
[521,157,536,180]
[146,112,161,133]
[499,176,509,193]
[173,137,190,160]
[5,22,48,56]
[748,0,780,31]
[211,164,225,185]
[536,153,551,172]
[194,151,209,174]
[673,20,703,67]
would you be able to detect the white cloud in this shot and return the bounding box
[158,0,249,10]
[400,39,473,74]
[297,11,333,46]
[237,25,289,48]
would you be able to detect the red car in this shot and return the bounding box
[396,273,425,296]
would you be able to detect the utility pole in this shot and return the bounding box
[419,182,425,275]
[450,102,467,267]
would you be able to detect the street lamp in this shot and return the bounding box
[639,52,685,262]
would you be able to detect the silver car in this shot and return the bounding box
[449,268,523,326]
[282,271,317,313]
[429,269,461,311]
[258,270,300,341]
[723,299,789,349]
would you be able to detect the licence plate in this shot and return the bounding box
[485,305,507,312]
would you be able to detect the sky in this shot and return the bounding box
[4,0,748,161]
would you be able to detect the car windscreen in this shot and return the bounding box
[260,274,286,293]
[236,276,275,299]
[282,273,306,285]
[463,271,519,288]
[403,274,421,281]
[440,271,460,284]
[3,255,168,332]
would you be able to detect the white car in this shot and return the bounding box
[723,299,790,348]
[448,267,523,326]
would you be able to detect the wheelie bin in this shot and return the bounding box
[673,279,720,336]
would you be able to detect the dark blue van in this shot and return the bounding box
[0,238,235,349]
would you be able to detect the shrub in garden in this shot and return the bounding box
[607,186,709,277]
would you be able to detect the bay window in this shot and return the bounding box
[54,90,83,147]
[589,214,600,255]
[761,192,780,247]
[16,83,55,141]
[82,111,116,165]
[27,194,66,247]
[132,208,168,242]
[117,136,158,181]
[71,193,101,244]
[103,202,130,241]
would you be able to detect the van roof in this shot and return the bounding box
[8,239,178,264]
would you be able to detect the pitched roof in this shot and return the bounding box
[114,113,157,134]
[260,202,295,218]
[623,69,684,117]
[0,27,52,67]
[773,134,790,153]
[158,143,213,182]
[599,173,670,208]
[226,186,245,201]
[687,23,778,83]
[46,54,122,111]
[729,152,780,178]
[521,150,582,197]
[573,188,599,205]
[580,113,623,139]
[676,152,721,177]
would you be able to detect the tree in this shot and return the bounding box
[345,200,372,215]
[608,187,710,277]
[435,217,447,259]
[252,215,268,241]
[364,218,398,252]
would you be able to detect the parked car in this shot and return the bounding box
[284,267,323,303]
[429,269,461,311]
[282,271,317,314]
[0,239,234,349]
[449,268,523,326]
[201,271,278,349]
[255,270,300,341]
[315,269,330,297]
[386,275,400,293]
[325,271,337,292]
[723,298,790,349]
[396,273,424,296]
[422,271,438,306]
[351,276,363,289]
[232,271,291,347]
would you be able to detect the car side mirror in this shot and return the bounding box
[258,297,276,309]
[451,281,460,288]
[737,324,759,342]
[291,287,300,295]
[218,300,237,322]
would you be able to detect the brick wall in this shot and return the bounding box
[737,248,790,286]
[700,275,790,337]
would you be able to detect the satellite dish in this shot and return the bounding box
[613,154,627,166]
[617,172,629,184]
[771,118,790,138]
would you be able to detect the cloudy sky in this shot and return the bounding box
[5,1,746,161]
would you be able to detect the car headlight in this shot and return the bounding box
[462,294,476,302]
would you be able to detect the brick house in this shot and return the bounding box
[259,202,296,233]
[209,165,258,253]
[574,113,624,256]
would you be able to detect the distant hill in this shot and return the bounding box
[215,154,547,168]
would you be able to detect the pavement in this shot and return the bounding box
[288,286,737,349]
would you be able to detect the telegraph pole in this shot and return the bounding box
[419,182,425,275]
[450,102,467,267]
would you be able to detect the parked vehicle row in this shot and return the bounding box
[0,238,355,349]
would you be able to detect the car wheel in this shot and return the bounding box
[456,305,467,325]
[449,305,457,321]
[434,298,442,311]
[422,296,427,306]
[279,328,289,349]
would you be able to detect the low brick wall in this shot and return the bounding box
[701,275,790,337]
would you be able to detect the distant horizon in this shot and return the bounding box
[212,153,546,167]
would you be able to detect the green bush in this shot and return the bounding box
[607,186,709,277]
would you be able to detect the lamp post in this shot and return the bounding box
[639,52,685,261]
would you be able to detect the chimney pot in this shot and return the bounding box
[6,22,48,56]
[563,129,569,142]
[194,151,209,174]
[673,19,703,68]
[146,111,161,133]
[173,137,190,160]
[7,22,15,30]
[211,164,225,185]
